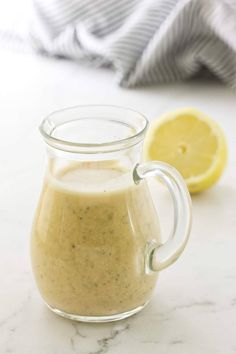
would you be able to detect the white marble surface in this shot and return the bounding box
[0,49,236,354]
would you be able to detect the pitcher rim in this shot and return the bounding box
[39,104,149,153]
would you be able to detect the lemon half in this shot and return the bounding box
[144,108,227,194]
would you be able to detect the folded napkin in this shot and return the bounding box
[6,0,236,87]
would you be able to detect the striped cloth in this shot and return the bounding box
[4,0,236,87]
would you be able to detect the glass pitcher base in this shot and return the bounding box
[46,301,149,323]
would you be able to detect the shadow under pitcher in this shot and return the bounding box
[31,105,192,322]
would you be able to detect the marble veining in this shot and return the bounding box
[0,292,32,329]
[88,324,130,354]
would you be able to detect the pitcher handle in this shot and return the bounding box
[133,161,192,272]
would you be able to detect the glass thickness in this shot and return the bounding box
[31,105,191,322]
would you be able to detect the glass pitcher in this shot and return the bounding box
[31,105,191,322]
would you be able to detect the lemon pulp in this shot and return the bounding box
[144,108,227,194]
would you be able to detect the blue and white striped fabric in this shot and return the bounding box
[5,0,236,87]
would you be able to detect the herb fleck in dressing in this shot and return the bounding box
[31,164,161,316]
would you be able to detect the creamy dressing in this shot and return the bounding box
[31,163,160,316]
